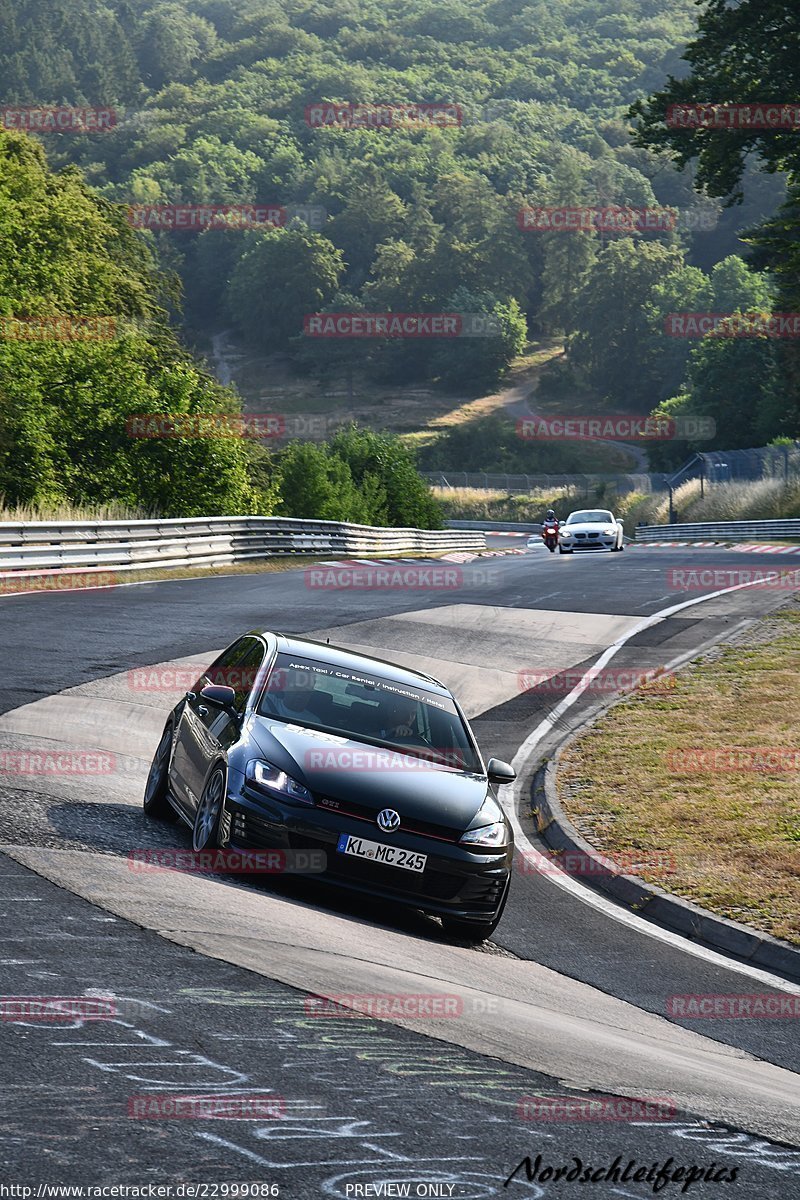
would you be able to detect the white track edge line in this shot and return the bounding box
[501,576,800,995]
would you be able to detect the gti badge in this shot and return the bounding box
[377,808,401,833]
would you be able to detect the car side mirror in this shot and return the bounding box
[487,757,516,784]
[200,684,238,713]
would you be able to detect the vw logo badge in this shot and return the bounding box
[377,808,401,833]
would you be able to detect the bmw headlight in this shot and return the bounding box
[560,530,572,539]
[603,527,616,536]
[246,760,314,806]
[460,796,508,848]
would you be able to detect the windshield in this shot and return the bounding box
[566,510,614,525]
[258,653,481,772]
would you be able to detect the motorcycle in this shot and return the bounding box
[542,521,559,552]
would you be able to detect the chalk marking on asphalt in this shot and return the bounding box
[502,576,800,995]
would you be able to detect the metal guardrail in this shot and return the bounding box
[635,519,800,542]
[447,520,542,533]
[0,516,486,580]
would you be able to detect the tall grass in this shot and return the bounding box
[0,499,156,522]
[679,479,800,522]
[432,486,579,521]
[434,477,800,529]
[622,478,800,528]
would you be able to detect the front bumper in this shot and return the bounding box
[560,535,616,550]
[221,774,512,921]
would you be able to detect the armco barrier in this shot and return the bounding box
[447,520,542,533]
[635,519,800,543]
[0,517,486,582]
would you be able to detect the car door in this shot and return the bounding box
[170,637,253,811]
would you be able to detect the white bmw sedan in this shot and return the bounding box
[558,508,624,553]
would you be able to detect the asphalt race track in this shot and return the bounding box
[1,540,799,1197]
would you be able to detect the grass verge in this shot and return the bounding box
[557,601,800,946]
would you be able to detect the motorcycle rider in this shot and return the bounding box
[541,508,560,552]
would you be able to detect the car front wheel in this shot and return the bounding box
[192,766,226,852]
[143,724,176,820]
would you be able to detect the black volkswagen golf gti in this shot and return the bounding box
[143,631,515,940]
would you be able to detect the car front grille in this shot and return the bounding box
[315,795,461,842]
[228,807,502,907]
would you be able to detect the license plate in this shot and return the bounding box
[336,833,426,873]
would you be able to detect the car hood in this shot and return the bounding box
[246,714,489,830]
[562,521,616,534]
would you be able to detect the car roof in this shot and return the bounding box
[258,631,452,697]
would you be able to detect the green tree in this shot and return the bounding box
[226,228,344,351]
[569,241,704,409]
[536,151,599,334]
[430,288,527,392]
[328,426,443,528]
[277,441,369,522]
[647,336,783,469]
[632,1,800,200]
[0,129,266,516]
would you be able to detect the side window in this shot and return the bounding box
[204,637,265,711]
[205,639,250,688]
[229,639,266,712]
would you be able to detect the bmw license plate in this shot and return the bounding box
[337,833,426,873]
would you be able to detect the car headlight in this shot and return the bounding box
[603,527,616,536]
[460,796,508,847]
[246,759,314,806]
[560,530,572,538]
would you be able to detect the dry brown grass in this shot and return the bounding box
[432,486,578,521]
[0,500,154,522]
[558,604,800,945]
[221,338,567,442]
